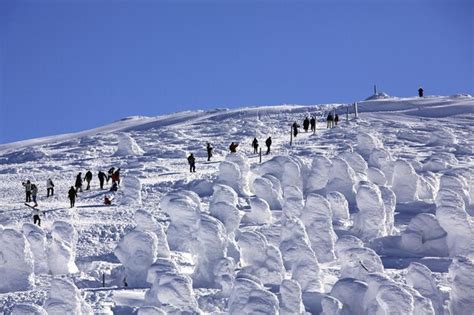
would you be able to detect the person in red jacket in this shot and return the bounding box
[112,168,121,185]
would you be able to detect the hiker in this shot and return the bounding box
[84,170,93,190]
[310,116,316,132]
[265,137,272,155]
[418,87,424,97]
[104,195,113,205]
[75,172,83,192]
[112,168,121,185]
[229,142,239,153]
[303,117,310,132]
[98,171,106,189]
[32,207,41,226]
[206,143,213,161]
[326,113,334,128]
[292,122,300,137]
[107,167,115,183]
[68,186,77,208]
[31,184,38,207]
[334,114,340,126]
[22,180,32,202]
[110,182,118,192]
[46,178,54,197]
[187,153,196,173]
[252,138,259,154]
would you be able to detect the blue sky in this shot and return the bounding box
[0,0,472,144]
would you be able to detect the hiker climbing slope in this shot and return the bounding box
[46,178,54,197]
[98,171,106,190]
[75,172,83,192]
[84,170,93,190]
[187,153,196,173]
[303,117,310,132]
[292,122,300,137]
[265,137,272,155]
[252,138,259,154]
[206,143,213,161]
[326,113,334,128]
[229,142,239,153]
[310,116,316,132]
[68,186,77,208]
[22,180,32,202]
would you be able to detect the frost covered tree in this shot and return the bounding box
[0,227,34,293]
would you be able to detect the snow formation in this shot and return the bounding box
[0,95,473,313]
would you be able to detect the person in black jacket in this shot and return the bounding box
[334,114,339,126]
[265,137,272,155]
[84,170,93,190]
[206,143,213,161]
[292,122,300,137]
[229,142,239,153]
[252,138,259,154]
[310,116,316,132]
[75,172,83,192]
[107,167,115,183]
[327,113,334,128]
[98,171,106,189]
[303,117,310,132]
[110,182,118,192]
[418,87,424,97]
[68,186,77,208]
[187,153,196,172]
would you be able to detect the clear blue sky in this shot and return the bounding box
[0,0,472,144]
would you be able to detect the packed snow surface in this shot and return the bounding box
[0,95,473,314]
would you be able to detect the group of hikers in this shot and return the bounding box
[187,137,273,173]
[326,113,340,129]
[290,113,339,138]
[69,167,121,207]
[187,112,344,172]
[22,167,122,226]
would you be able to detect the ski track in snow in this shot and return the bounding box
[0,95,473,314]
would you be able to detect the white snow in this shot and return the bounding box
[228,274,280,315]
[353,181,387,240]
[11,303,47,315]
[301,193,337,262]
[392,159,419,203]
[242,196,273,225]
[0,227,34,293]
[48,221,79,275]
[327,191,350,225]
[252,175,283,210]
[22,223,49,274]
[113,132,145,157]
[0,95,473,313]
[114,230,158,287]
[280,279,305,315]
[447,256,474,314]
[134,209,170,259]
[44,277,92,315]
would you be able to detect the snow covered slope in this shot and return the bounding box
[0,95,473,314]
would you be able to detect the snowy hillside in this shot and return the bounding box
[0,94,473,314]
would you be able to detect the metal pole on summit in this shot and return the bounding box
[346,106,349,122]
